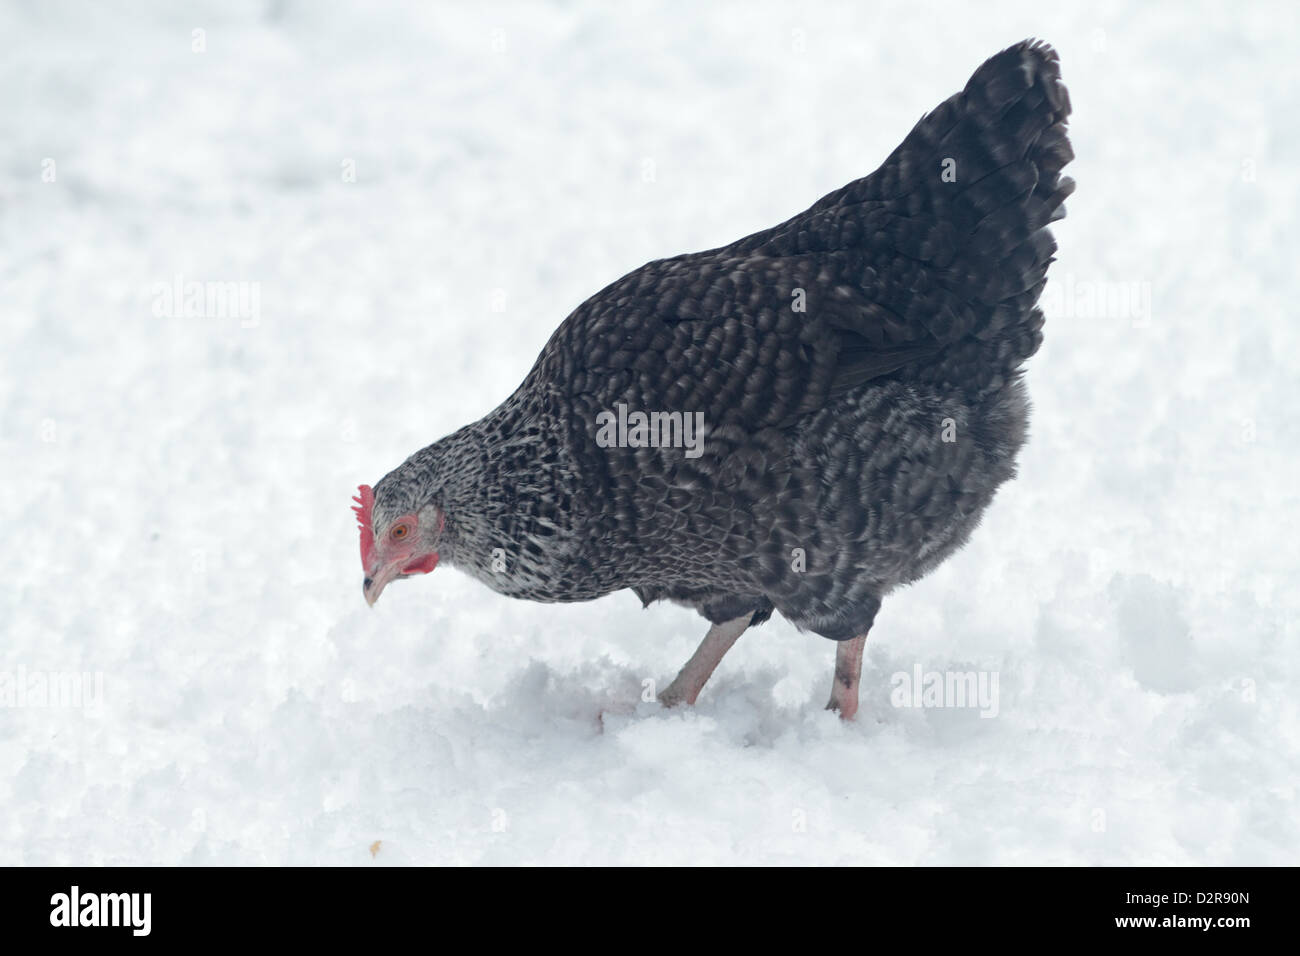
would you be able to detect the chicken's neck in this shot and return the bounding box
[411,391,576,589]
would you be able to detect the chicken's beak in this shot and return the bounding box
[362,563,400,607]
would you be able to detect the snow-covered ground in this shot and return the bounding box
[2,0,1297,865]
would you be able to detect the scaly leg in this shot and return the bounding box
[659,614,751,708]
[826,633,868,720]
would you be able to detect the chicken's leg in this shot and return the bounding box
[826,633,868,720]
[659,614,751,708]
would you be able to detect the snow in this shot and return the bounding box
[2,0,1297,865]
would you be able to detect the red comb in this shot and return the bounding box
[352,484,376,570]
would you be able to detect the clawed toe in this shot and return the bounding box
[658,687,689,709]
[826,696,859,721]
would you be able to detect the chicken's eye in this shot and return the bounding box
[390,523,410,541]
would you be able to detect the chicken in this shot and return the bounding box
[353,40,1074,719]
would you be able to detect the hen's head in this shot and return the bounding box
[352,482,444,606]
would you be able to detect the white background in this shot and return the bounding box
[2,0,1296,864]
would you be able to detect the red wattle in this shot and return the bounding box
[402,553,439,575]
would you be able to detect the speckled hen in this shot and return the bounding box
[354,40,1074,719]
